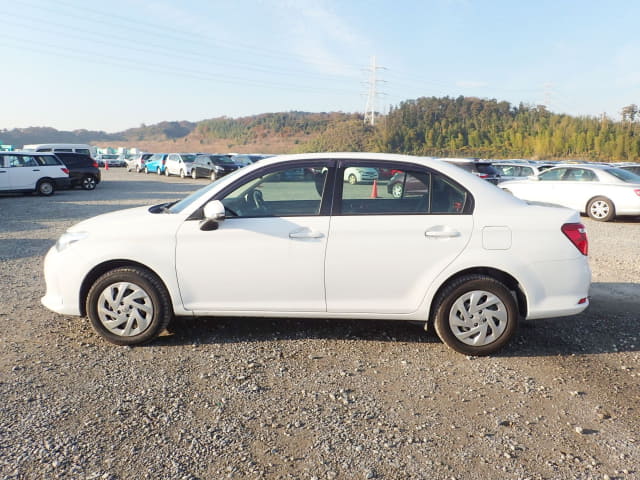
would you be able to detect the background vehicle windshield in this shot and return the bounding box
[607,168,640,183]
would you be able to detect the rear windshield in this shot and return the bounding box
[476,164,499,175]
[607,167,640,183]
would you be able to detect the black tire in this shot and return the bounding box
[180,169,185,179]
[86,267,173,346]
[210,171,217,182]
[191,169,197,179]
[165,168,170,177]
[391,182,404,198]
[36,179,55,196]
[433,275,518,356]
[587,196,615,222]
[348,174,358,185]
[157,167,163,175]
[81,175,97,190]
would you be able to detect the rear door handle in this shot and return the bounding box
[289,228,325,239]
[425,228,461,239]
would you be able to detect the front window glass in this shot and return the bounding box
[221,166,328,217]
[539,168,566,181]
[564,168,597,181]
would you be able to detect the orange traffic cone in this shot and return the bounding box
[370,179,378,198]
[105,161,109,170]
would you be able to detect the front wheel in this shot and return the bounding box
[180,169,185,179]
[191,169,197,179]
[86,267,172,346]
[433,275,518,356]
[210,171,217,182]
[587,196,615,222]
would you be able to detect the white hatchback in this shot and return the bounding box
[42,153,591,355]
[164,153,197,178]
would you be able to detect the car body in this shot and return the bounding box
[165,153,197,178]
[344,166,378,184]
[493,162,553,182]
[191,154,239,180]
[143,153,168,174]
[0,151,70,195]
[42,153,591,356]
[126,153,153,172]
[500,164,640,221]
[54,152,102,190]
[442,158,502,184]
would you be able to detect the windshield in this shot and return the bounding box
[213,156,235,165]
[168,167,246,213]
[607,167,640,183]
[181,154,197,163]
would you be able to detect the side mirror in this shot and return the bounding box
[200,200,226,231]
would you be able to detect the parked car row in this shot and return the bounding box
[0,151,101,195]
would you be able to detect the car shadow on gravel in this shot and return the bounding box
[152,282,640,358]
[156,317,441,348]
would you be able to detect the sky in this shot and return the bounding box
[2,0,640,133]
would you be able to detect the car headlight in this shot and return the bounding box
[214,165,223,172]
[55,231,88,252]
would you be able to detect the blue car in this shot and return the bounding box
[143,153,168,174]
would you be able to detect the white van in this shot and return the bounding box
[22,144,97,157]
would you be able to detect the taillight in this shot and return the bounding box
[634,189,640,197]
[561,223,588,255]
[92,161,99,168]
[61,167,69,174]
[477,173,488,179]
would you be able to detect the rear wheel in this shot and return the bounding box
[191,169,197,179]
[391,183,404,198]
[348,174,358,185]
[86,267,172,345]
[81,175,97,190]
[157,167,162,176]
[433,275,518,356]
[180,169,186,179]
[37,179,55,196]
[165,168,170,177]
[587,196,615,222]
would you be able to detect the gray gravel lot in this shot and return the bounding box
[1,169,639,480]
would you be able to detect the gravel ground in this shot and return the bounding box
[1,169,639,480]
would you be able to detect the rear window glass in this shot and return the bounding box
[607,168,640,183]
[476,164,499,175]
[36,155,62,166]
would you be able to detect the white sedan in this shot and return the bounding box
[500,164,640,221]
[42,153,591,355]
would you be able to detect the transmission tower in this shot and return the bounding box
[363,56,386,125]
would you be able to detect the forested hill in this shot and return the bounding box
[3,98,640,161]
[378,96,640,161]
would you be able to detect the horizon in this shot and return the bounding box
[3,0,640,133]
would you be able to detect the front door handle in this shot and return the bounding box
[289,228,325,239]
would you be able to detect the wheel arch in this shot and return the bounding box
[427,266,527,325]
[79,260,172,316]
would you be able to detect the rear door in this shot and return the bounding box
[325,161,474,314]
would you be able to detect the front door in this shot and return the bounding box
[175,162,333,313]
